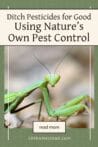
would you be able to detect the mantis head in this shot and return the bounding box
[44,74,60,87]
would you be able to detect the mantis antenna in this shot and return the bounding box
[34,50,70,75]
[54,51,70,74]
[33,53,51,74]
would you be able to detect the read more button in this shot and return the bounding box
[33,122,65,133]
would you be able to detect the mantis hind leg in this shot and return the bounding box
[41,87,90,117]
[50,104,89,117]
[56,95,90,111]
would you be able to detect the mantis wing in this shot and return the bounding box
[4,80,44,104]
[4,92,20,104]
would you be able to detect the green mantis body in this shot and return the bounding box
[5,74,90,117]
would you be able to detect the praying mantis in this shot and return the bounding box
[5,74,90,117]
[4,52,91,128]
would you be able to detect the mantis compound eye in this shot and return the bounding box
[45,74,60,87]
